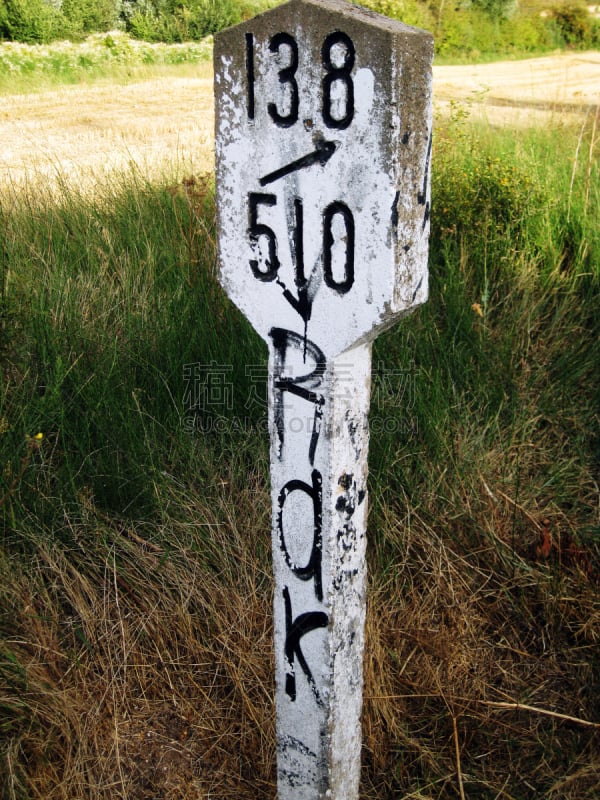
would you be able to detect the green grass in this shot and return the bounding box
[1,108,599,798]
[0,171,265,520]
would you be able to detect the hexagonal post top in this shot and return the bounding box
[215,0,433,358]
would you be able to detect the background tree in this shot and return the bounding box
[61,0,120,34]
[552,2,597,47]
[123,0,244,42]
[0,0,67,42]
[471,0,517,18]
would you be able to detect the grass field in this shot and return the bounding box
[0,31,213,93]
[1,59,599,800]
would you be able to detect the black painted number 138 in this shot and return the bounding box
[245,31,355,129]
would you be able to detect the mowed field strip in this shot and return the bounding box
[1,51,599,191]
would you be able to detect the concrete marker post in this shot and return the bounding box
[214,1,433,796]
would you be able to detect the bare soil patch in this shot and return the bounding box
[434,50,600,126]
[0,52,599,192]
[0,68,214,192]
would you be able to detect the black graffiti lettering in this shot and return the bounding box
[268,32,299,128]
[322,32,355,130]
[270,329,326,394]
[283,586,328,705]
[307,404,323,466]
[270,328,326,463]
[278,469,323,602]
[292,197,305,287]
[278,197,313,328]
[417,131,433,230]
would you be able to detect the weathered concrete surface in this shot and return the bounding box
[214,1,432,797]
[268,337,371,798]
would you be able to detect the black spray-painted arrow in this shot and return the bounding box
[259,140,337,187]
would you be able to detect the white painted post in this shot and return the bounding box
[214,1,433,797]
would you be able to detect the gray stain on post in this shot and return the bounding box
[214,1,432,796]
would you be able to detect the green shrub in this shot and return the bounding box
[0,32,212,91]
[436,8,502,58]
[501,12,559,52]
[552,3,597,47]
[61,0,119,35]
[0,0,68,43]
[354,0,435,29]
[471,0,517,19]
[433,4,583,59]
[125,0,243,42]
[0,0,266,44]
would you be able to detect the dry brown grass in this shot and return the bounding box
[363,500,600,798]
[2,454,598,799]
[0,67,214,196]
[1,461,277,800]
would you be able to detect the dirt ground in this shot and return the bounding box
[0,51,599,192]
[434,50,600,126]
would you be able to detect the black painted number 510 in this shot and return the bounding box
[249,192,355,295]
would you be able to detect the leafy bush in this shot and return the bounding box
[124,0,244,42]
[433,4,589,59]
[354,0,435,29]
[61,0,119,35]
[552,3,599,47]
[501,12,560,52]
[0,0,69,43]
[471,0,517,19]
[0,31,212,90]
[436,8,490,57]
